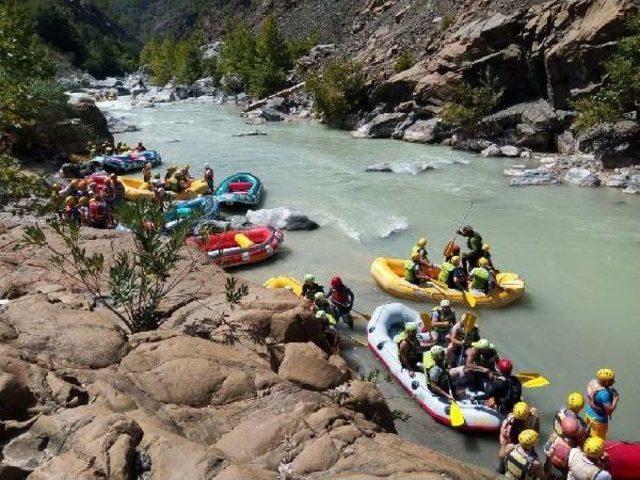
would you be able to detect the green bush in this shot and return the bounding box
[305,59,367,128]
[574,14,640,132]
[441,74,503,135]
[394,50,415,73]
[440,15,454,32]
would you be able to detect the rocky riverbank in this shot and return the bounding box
[0,216,493,479]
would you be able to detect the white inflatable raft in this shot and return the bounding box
[367,303,503,432]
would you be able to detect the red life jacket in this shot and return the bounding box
[548,435,572,470]
[89,201,105,222]
[330,286,349,306]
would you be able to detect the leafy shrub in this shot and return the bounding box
[574,14,640,132]
[394,50,415,73]
[305,59,367,128]
[441,74,503,135]
[440,15,454,32]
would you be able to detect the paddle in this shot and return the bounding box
[515,372,551,388]
[463,290,477,308]
[449,385,465,427]
[443,202,475,258]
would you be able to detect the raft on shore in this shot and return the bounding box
[186,225,283,268]
[368,303,503,432]
[264,276,303,296]
[371,257,525,308]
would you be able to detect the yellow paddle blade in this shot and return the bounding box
[463,313,477,333]
[463,290,477,308]
[450,401,465,427]
[522,377,550,388]
[515,371,541,381]
[420,312,432,331]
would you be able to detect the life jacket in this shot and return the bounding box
[567,448,605,480]
[89,201,106,223]
[323,313,337,328]
[454,324,480,348]
[501,414,527,445]
[412,245,428,260]
[330,286,350,307]
[496,375,523,414]
[394,332,421,364]
[467,233,483,255]
[422,351,448,390]
[205,169,214,181]
[586,379,607,416]
[554,409,587,439]
[431,306,456,334]
[438,261,455,285]
[506,445,537,480]
[545,433,572,470]
[404,260,416,283]
[470,267,490,291]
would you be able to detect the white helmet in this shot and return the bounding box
[315,310,326,319]
[204,163,210,168]
[430,345,446,357]
[440,299,451,308]
[304,273,315,283]
[314,292,325,300]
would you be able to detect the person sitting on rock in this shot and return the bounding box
[395,322,422,375]
[301,274,323,301]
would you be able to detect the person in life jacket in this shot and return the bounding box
[89,195,108,228]
[457,225,483,273]
[503,429,546,480]
[554,392,589,443]
[445,312,480,367]
[301,274,324,301]
[477,358,522,415]
[395,322,421,375]
[404,253,429,285]
[134,142,146,153]
[466,338,499,370]
[316,310,338,353]
[482,243,499,273]
[468,257,495,294]
[327,276,355,329]
[313,292,336,317]
[567,437,612,480]
[411,237,431,266]
[429,299,456,346]
[422,345,453,399]
[63,196,79,223]
[585,369,618,440]
[204,163,215,193]
[78,197,90,225]
[438,255,461,289]
[110,174,126,203]
[499,402,541,474]
[142,162,153,186]
[544,415,583,480]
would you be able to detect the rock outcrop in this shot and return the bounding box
[0,220,492,479]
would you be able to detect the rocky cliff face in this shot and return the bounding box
[0,218,492,479]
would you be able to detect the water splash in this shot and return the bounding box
[379,216,409,238]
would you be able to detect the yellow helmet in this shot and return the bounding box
[65,196,76,206]
[567,392,585,413]
[583,437,605,458]
[418,237,427,247]
[451,255,461,266]
[482,243,491,252]
[518,429,539,449]
[478,257,490,267]
[411,253,420,261]
[596,368,615,383]
[512,401,531,421]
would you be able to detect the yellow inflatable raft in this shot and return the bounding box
[263,276,303,296]
[120,177,209,201]
[370,257,525,308]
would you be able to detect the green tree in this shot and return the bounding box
[574,14,640,132]
[248,17,292,97]
[219,21,257,88]
[175,36,203,85]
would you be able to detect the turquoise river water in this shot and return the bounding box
[103,98,640,469]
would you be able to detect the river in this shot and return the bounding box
[103,97,640,470]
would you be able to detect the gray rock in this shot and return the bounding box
[189,77,218,97]
[556,130,576,155]
[500,145,520,157]
[402,118,451,144]
[577,121,640,169]
[509,168,560,186]
[481,144,501,157]
[564,167,601,187]
[232,130,267,137]
[605,173,629,188]
[622,187,638,194]
[352,113,407,139]
[365,162,393,172]
[284,215,319,231]
[265,96,287,111]
[220,74,244,94]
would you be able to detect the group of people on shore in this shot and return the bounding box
[56,173,126,228]
[299,274,355,352]
[394,303,620,480]
[405,225,498,294]
[499,368,619,480]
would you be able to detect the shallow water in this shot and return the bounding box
[104,98,640,468]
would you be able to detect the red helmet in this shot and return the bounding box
[497,358,513,374]
[331,276,342,288]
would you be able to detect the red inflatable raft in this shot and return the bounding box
[186,226,283,268]
[607,440,640,480]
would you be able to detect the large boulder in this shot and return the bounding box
[577,121,640,168]
[277,342,347,391]
[402,118,452,144]
[352,113,408,139]
[564,167,602,186]
[481,99,559,150]
[340,381,396,433]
